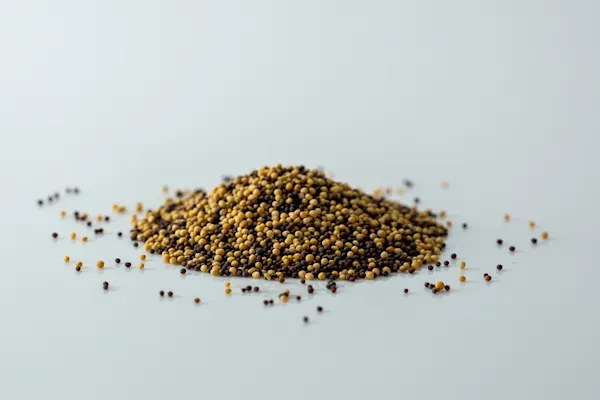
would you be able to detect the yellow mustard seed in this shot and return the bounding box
[70,232,76,240]
[446,220,453,228]
[504,214,510,222]
[459,261,466,269]
[279,295,288,303]
[224,288,232,295]
[434,281,444,290]
[59,210,66,217]
[305,272,314,280]
[541,231,549,240]
[318,272,326,280]
[459,276,466,282]
[529,221,536,229]
[138,263,144,270]
[63,256,70,263]
[96,215,102,222]
[439,210,447,219]
[161,185,168,193]
[365,271,374,280]
[200,265,208,273]
[225,282,231,287]
[81,236,88,243]
[135,202,143,212]
[76,261,83,268]
[139,254,146,261]
[252,271,260,279]
[96,261,104,269]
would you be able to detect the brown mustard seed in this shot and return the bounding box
[160,290,165,297]
[497,264,503,271]
[296,295,301,301]
[253,286,259,292]
[117,232,123,237]
[124,262,131,268]
[451,253,457,259]
[303,316,309,323]
[52,232,58,239]
[263,300,269,306]
[509,246,515,252]
[130,165,448,281]
[485,275,492,281]
[317,306,323,312]
[167,291,173,297]
[75,266,81,272]
[424,282,430,288]
[428,265,433,271]
[443,261,449,266]
[115,258,121,264]
[103,282,109,290]
[180,268,186,275]
[504,214,510,222]
[194,298,200,304]
[497,239,503,245]
[403,288,409,294]
[444,285,450,291]
[531,238,538,244]
[529,221,536,229]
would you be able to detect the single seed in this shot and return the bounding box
[541,232,549,240]
[124,262,131,268]
[105,216,110,222]
[428,265,433,271]
[63,256,70,263]
[497,239,503,245]
[52,232,58,239]
[225,288,232,295]
[459,276,466,282]
[317,306,323,312]
[138,263,144,270]
[246,285,252,292]
[263,300,268,306]
[436,262,441,267]
[485,275,492,281]
[225,282,231,287]
[86,221,92,227]
[194,298,200,304]
[509,246,515,252]
[253,286,259,292]
[443,261,449,266]
[76,261,83,268]
[133,242,138,248]
[75,266,81,272]
[103,282,109,290]
[140,254,146,261]
[451,253,457,259]
[424,282,430,288]
[459,261,466,269]
[444,285,450,291]
[70,232,76,240]
[96,215,102,222]
[160,291,165,297]
[303,316,309,323]
[81,236,88,243]
[296,296,301,301]
[434,281,444,290]
[180,268,186,275]
[117,232,123,237]
[38,199,43,206]
[497,264,503,271]
[432,288,438,294]
[96,260,104,269]
[115,258,121,264]
[167,291,173,297]
[462,223,468,229]
[529,221,536,229]
[531,238,538,244]
[241,288,247,293]
[484,273,489,277]
[404,288,409,294]
[269,299,274,305]
[300,279,306,284]
[60,210,66,217]
[504,214,510,222]
[279,295,288,303]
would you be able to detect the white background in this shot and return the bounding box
[1,1,599,399]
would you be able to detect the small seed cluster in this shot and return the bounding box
[131,165,448,281]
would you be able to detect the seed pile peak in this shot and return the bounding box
[131,165,447,280]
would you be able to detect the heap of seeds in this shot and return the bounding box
[131,165,447,280]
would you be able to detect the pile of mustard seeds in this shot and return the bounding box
[131,165,447,281]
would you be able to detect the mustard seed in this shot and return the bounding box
[96,261,104,269]
[75,266,81,272]
[485,275,491,281]
[279,295,287,303]
[60,210,66,217]
[459,276,466,282]
[63,256,70,263]
[424,282,430,288]
[138,263,144,270]
[225,288,232,295]
[103,282,109,290]
[462,223,468,229]
[497,239,503,245]
[300,279,306,284]
[303,316,309,323]
[246,285,252,292]
[509,246,515,252]
[253,286,259,292]
[52,232,58,239]
[241,288,247,293]
[504,214,510,222]
[459,261,466,269]
[444,285,450,291]
[70,232,76,240]
[529,221,535,229]
[531,238,537,244]
[180,268,186,275]
[436,262,441,267]
[263,300,268,306]
[86,222,92,227]
[194,298,200,304]
[167,291,173,297]
[296,296,301,301]
[225,282,231,287]
[317,306,323,312]
[451,253,457,259]
[443,261,449,266]
[160,291,164,297]
[81,236,88,243]
[428,265,433,271]
[434,281,444,290]
[37,199,43,206]
[76,261,82,268]
[541,232,549,240]
[117,232,123,237]
[404,288,409,294]
[497,264,503,271]
[140,254,146,261]
[115,258,120,264]
[432,288,438,294]
[124,262,131,268]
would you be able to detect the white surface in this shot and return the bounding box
[1,1,599,399]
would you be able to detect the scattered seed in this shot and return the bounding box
[138,263,144,270]
[428,265,433,271]
[263,300,269,306]
[485,275,492,282]
[81,236,88,243]
[60,210,66,217]
[279,295,288,303]
[443,261,449,266]
[253,286,259,292]
[63,256,70,263]
[296,296,301,301]
[462,223,468,229]
[52,232,58,239]
[75,266,81,272]
[497,264,503,271]
[529,221,536,229]
[459,261,466,269]
[103,282,109,290]
[434,281,444,290]
[541,232,549,240]
[194,298,200,304]
[70,232,76,240]
[117,232,123,237]
[180,268,186,275]
[451,253,457,259]
[225,288,232,295]
[124,262,131,268]
[115,258,121,264]
[225,282,231,287]
[76,261,83,268]
[160,291,164,297]
[509,246,515,252]
[303,316,309,323]
[317,306,323,312]
[404,288,409,294]
[424,282,430,288]
[167,291,173,297]
[459,276,466,282]
[497,239,503,245]
[140,254,146,260]
[96,261,104,269]
[504,214,510,222]
[531,238,538,244]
